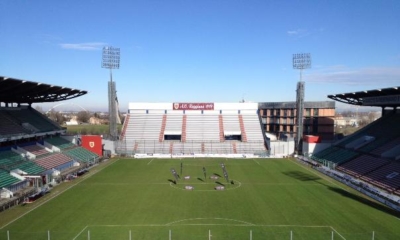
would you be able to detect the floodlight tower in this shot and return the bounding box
[102,46,120,140]
[293,53,311,154]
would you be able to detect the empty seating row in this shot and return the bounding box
[361,162,400,192]
[125,140,266,155]
[22,144,50,156]
[11,161,46,175]
[63,147,99,163]
[34,153,73,170]
[241,114,264,142]
[336,155,390,178]
[312,146,359,165]
[370,136,400,156]
[336,113,400,149]
[45,137,75,149]
[4,108,60,132]
[124,113,163,141]
[0,169,21,189]
[185,114,220,141]
[222,114,241,133]
[0,111,28,136]
[0,150,25,168]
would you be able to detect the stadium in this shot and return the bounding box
[0,75,400,240]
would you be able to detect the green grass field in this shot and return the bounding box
[1,158,399,240]
[64,124,122,135]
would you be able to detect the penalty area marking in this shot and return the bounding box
[82,221,344,237]
[73,221,346,239]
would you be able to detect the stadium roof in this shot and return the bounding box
[0,76,87,104]
[328,86,400,107]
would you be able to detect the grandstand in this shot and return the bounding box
[117,102,267,155]
[304,86,400,204]
[0,76,101,210]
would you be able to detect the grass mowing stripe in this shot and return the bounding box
[1,158,399,240]
[0,159,119,230]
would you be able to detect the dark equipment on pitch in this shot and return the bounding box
[220,163,230,183]
[170,168,179,182]
[180,162,183,176]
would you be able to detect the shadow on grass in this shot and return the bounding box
[216,181,225,186]
[283,171,321,181]
[214,173,222,177]
[197,177,204,182]
[284,171,400,217]
[167,179,176,185]
[327,187,400,218]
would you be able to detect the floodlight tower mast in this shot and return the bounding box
[293,53,311,154]
[102,46,120,140]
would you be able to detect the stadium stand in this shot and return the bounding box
[117,103,267,155]
[311,87,400,199]
[0,76,93,210]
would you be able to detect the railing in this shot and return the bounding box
[115,140,267,155]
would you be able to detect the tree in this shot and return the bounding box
[47,110,65,125]
[77,111,91,123]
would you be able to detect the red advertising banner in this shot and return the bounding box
[173,103,214,110]
[81,135,103,156]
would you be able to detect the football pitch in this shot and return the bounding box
[1,158,400,240]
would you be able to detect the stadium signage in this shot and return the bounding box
[173,103,214,110]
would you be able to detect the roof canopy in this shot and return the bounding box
[0,76,87,104]
[328,86,400,107]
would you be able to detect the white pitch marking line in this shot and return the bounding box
[165,217,255,226]
[90,222,331,228]
[169,179,242,191]
[147,159,154,165]
[72,225,88,240]
[253,159,260,165]
[330,226,347,240]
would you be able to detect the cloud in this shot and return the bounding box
[305,66,400,85]
[287,29,310,38]
[60,42,107,51]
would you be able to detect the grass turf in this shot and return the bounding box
[0,158,399,239]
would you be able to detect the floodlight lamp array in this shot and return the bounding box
[293,53,311,69]
[102,46,120,69]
